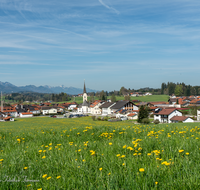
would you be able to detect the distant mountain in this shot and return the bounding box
[0,81,96,94]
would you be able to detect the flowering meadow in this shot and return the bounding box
[0,117,200,189]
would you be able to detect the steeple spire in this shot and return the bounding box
[83,79,87,94]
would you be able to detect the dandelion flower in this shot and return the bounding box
[24,167,28,170]
[42,174,47,178]
[99,168,102,171]
[139,168,145,172]
[186,152,189,155]
[47,177,51,180]
[42,156,46,159]
[108,172,111,175]
[179,150,184,153]
[109,143,112,145]
[155,182,158,185]
[57,176,61,179]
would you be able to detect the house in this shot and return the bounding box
[154,108,183,123]
[197,109,200,121]
[170,116,194,123]
[99,102,116,115]
[144,92,152,96]
[110,100,139,113]
[19,112,33,118]
[127,113,138,120]
[90,100,105,115]
[41,107,57,115]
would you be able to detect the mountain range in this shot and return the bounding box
[0,81,97,95]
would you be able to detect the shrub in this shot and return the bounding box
[97,117,101,121]
[104,117,108,121]
[154,119,160,124]
[141,118,150,124]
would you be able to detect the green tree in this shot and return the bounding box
[174,85,183,96]
[124,95,130,101]
[137,105,150,123]
[111,94,116,102]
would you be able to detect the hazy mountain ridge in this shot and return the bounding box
[0,81,96,94]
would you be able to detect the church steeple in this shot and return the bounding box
[83,80,87,94]
[83,80,87,102]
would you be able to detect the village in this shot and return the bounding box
[1,82,200,124]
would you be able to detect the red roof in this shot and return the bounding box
[21,112,33,115]
[127,113,136,117]
[3,116,11,120]
[154,108,177,115]
[170,116,189,121]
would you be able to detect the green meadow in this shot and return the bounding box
[69,95,169,104]
[0,117,200,189]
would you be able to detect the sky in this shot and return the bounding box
[1,0,200,91]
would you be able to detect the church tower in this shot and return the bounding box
[83,80,87,102]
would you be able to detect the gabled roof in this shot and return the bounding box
[154,108,178,115]
[110,101,133,110]
[82,100,90,107]
[90,100,103,108]
[21,112,33,115]
[170,116,189,121]
[127,113,136,117]
[99,102,115,108]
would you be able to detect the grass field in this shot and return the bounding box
[0,117,200,189]
[69,95,169,104]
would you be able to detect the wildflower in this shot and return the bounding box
[123,145,126,149]
[0,159,3,162]
[42,174,47,178]
[42,156,46,159]
[99,168,102,171]
[179,150,184,153]
[47,177,51,180]
[27,184,31,187]
[37,188,42,190]
[133,153,137,156]
[139,168,145,172]
[122,163,125,166]
[17,139,21,142]
[121,155,125,158]
[49,147,52,151]
[109,142,112,145]
[155,182,158,185]
[49,143,52,146]
[186,152,189,155]
[57,176,61,179]
[116,154,120,157]
[78,166,80,168]
[24,167,28,170]
[38,150,42,153]
[147,153,151,156]
[108,172,111,175]
[82,159,86,162]
[78,149,81,152]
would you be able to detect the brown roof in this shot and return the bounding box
[21,112,33,115]
[170,116,189,121]
[3,116,11,120]
[154,108,177,115]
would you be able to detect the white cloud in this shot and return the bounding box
[98,0,119,14]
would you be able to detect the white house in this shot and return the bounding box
[170,116,194,123]
[19,112,33,118]
[99,102,116,115]
[197,109,200,121]
[90,100,105,115]
[41,107,57,115]
[154,108,182,123]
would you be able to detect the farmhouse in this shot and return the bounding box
[154,108,183,123]
[170,116,194,123]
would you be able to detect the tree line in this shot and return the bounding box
[161,82,200,96]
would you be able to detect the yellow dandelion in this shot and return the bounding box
[99,168,102,171]
[123,145,126,149]
[27,184,31,187]
[147,153,151,156]
[57,176,61,179]
[78,149,81,152]
[108,172,111,175]
[139,168,145,172]
[38,150,42,153]
[37,188,42,190]
[42,156,46,159]
[122,163,125,166]
[179,150,184,153]
[121,155,125,158]
[82,159,86,162]
[42,174,47,178]
[155,182,158,185]
[24,167,28,170]
[186,152,189,155]
[0,159,3,162]
[49,143,52,146]
[109,142,112,145]
[47,177,51,180]
[116,154,120,157]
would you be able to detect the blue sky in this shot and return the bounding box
[1,0,200,91]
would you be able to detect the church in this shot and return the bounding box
[77,81,90,113]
